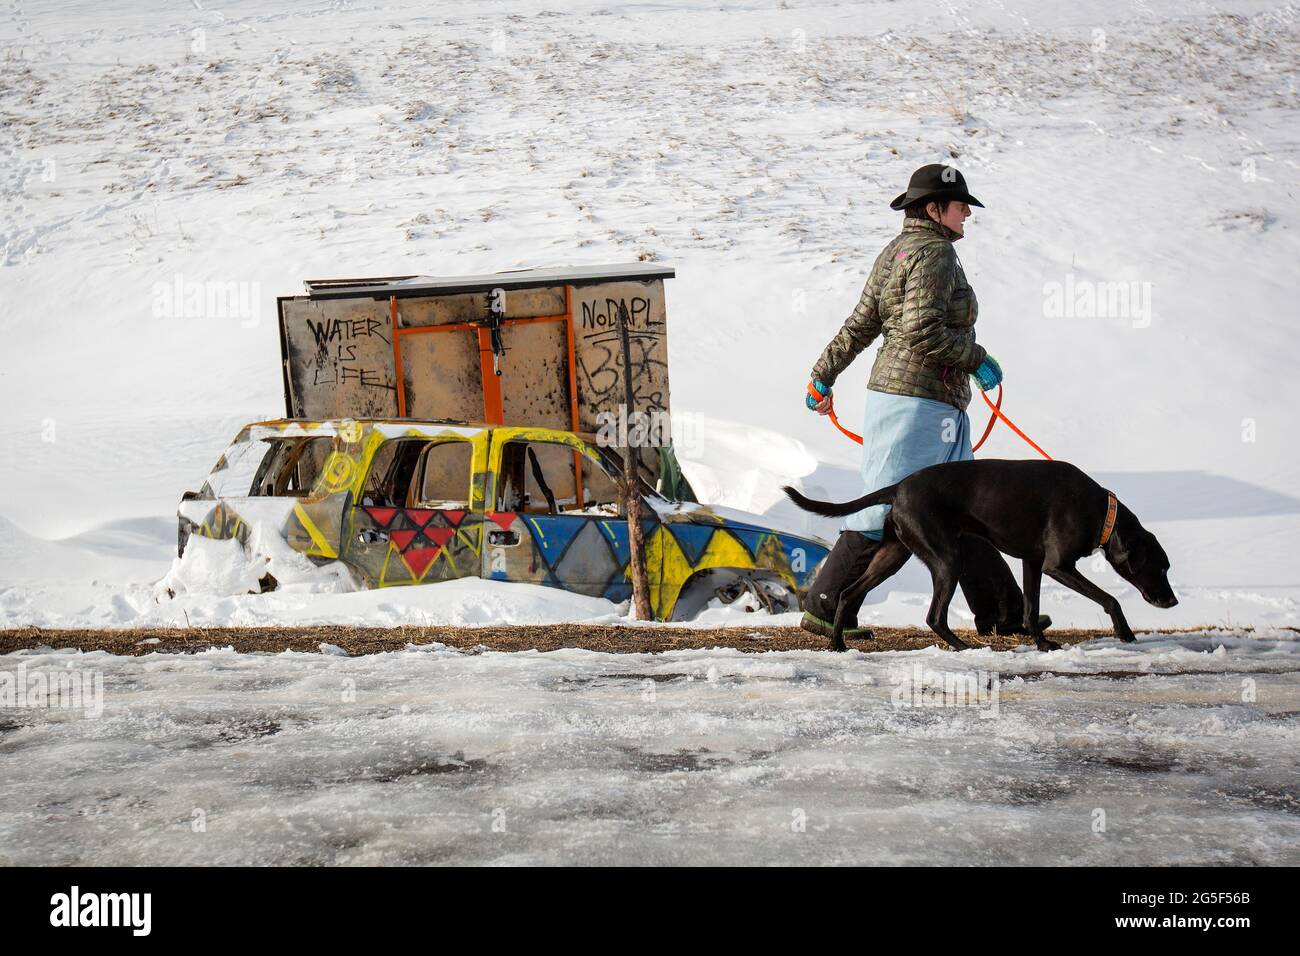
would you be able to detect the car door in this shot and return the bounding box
[347,433,488,587]
[483,429,659,603]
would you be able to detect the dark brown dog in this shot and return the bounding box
[784,459,1177,652]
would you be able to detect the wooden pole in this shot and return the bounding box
[617,301,652,621]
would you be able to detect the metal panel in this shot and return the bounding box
[400,287,566,327]
[280,297,399,419]
[498,321,571,429]
[400,329,483,422]
[307,262,675,301]
[303,275,417,292]
[572,279,670,433]
[280,269,673,433]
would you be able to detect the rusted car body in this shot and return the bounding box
[177,419,831,620]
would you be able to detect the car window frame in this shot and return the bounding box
[247,435,334,498]
[493,434,635,516]
[359,436,475,510]
[411,437,475,509]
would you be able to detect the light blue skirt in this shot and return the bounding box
[841,388,973,538]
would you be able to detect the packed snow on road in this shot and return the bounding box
[2,632,1297,865]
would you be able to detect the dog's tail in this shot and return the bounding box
[782,483,898,517]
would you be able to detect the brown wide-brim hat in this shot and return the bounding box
[889,163,984,210]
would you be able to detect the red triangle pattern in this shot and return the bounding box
[442,510,465,526]
[406,509,436,527]
[488,511,517,531]
[365,507,398,528]
[425,526,456,547]
[390,529,417,552]
[403,546,440,578]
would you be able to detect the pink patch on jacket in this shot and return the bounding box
[896,250,909,260]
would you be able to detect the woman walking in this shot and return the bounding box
[800,163,1048,641]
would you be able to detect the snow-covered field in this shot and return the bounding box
[1,0,1298,632]
[1,1,1298,864]
[2,632,1297,865]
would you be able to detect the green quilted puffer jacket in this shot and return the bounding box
[812,217,987,411]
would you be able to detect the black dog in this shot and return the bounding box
[784,459,1177,652]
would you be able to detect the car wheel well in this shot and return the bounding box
[669,567,797,622]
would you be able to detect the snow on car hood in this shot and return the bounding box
[650,498,830,548]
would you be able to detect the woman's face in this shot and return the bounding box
[930,200,971,236]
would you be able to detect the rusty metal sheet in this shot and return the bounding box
[400,329,483,422]
[499,321,571,430]
[280,297,398,419]
[399,287,566,327]
[572,279,670,433]
[280,272,672,434]
[305,263,673,300]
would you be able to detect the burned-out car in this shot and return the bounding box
[177,419,831,620]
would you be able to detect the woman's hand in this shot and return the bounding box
[971,355,1003,392]
[806,379,833,415]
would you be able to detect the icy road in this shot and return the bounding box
[2,631,1296,866]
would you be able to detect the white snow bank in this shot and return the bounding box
[156,537,268,599]
[155,506,358,602]
[1,0,1298,633]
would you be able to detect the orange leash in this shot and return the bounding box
[979,387,1052,459]
[971,384,1002,452]
[808,381,865,445]
[809,382,1051,459]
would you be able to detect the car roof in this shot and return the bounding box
[243,418,603,444]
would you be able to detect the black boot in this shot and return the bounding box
[799,612,873,640]
[800,531,882,641]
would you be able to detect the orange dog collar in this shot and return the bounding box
[1099,492,1118,548]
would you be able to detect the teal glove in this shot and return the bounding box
[806,378,831,410]
[971,355,1003,392]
